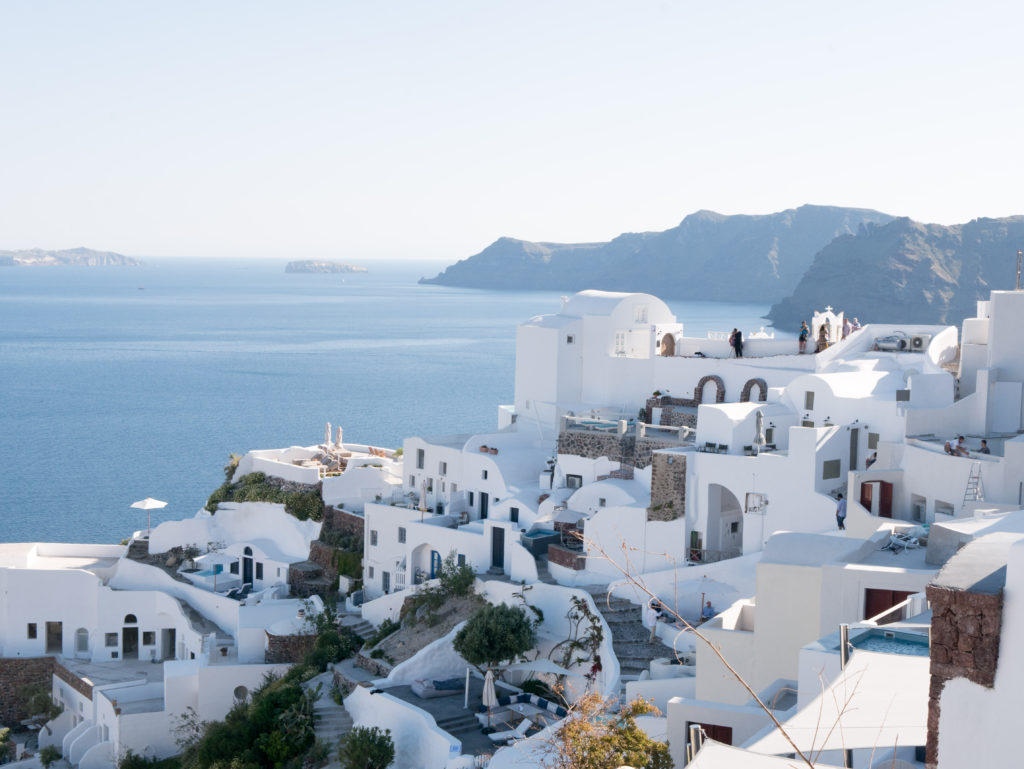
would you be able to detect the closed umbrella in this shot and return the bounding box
[754,410,765,452]
[131,497,167,539]
[482,669,499,726]
[325,421,332,447]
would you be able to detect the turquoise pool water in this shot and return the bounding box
[524,529,557,538]
[852,629,929,656]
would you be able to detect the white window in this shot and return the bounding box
[804,391,815,410]
[822,460,841,480]
[482,470,488,480]
[614,331,626,354]
[566,334,575,344]
[416,449,425,469]
[398,527,406,544]
[368,566,374,579]
[409,474,415,487]
[439,461,447,476]
[370,530,378,546]
[634,305,648,323]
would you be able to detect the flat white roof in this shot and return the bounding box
[746,649,928,755]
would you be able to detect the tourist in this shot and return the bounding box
[836,493,847,531]
[866,452,878,468]
[701,600,716,623]
[730,328,744,358]
[851,317,861,331]
[979,439,991,455]
[646,601,660,643]
[816,325,829,353]
[842,317,852,340]
[798,321,809,353]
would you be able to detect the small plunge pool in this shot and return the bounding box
[851,628,929,657]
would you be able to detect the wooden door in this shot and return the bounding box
[491,526,505,569]
[860,482,873,512]
[690,722,733,745]
[864,588,914,623]
[878,481,893,518]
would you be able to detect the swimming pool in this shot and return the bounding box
[523,529,557,538]
[851,629,929,657]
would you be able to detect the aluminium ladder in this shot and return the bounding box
[963,462,985,504]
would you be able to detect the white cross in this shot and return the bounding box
[824,305,833,313]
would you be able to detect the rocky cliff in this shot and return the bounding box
[768,216,1024,327]
[0,247,140,266]
[419,205,894,303]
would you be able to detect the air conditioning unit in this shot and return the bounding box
[911,334,932,352]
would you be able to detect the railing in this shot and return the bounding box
[394,566,407,592]
[638,423,693,442]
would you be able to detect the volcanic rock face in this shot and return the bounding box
[420,205,894,303]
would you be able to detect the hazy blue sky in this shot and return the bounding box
[1,1,1021,260]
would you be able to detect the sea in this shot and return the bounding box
[0,259,780,544]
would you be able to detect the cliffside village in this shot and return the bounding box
[6,286,1024,769]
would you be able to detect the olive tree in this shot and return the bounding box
[454,603,536,670]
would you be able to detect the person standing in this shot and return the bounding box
[799,321,809,353]
[836,493,847,531]
[646,602,660,643]
[816,325,829,353]
[842,317,852,340]
[731,328,743,358]
[979,439,991,454]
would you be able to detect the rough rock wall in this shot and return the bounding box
[925,583,1003,768]
[648,453,686,521]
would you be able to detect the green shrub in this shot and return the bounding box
[454,604,536,669]
[285,490,324,522]
[338,727,394,769]
[39,745,61,769]
[363,618,399,647]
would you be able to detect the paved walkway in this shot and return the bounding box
[303,668,353,769]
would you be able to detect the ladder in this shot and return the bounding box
[964,462,985,504]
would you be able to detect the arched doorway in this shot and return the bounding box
[75,628,90,658]
[122,614,139,660]
[740,378,768,402]
[660,335,675,357]
[243,547,254,586]
[695,375,726,404]
[706,484,743,557]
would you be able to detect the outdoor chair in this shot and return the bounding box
[717,444,728,454]
[488,718,532,744]
[743,445,753,456]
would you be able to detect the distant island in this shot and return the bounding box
[0,247,141,267]
[285,260,367,274]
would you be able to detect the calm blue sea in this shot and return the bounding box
[0,259,776,544]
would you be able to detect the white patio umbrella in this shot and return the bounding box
[325,421,332,447]
[335,425,343,448]
[131,497,167,538]
[754,410,766,452]
[482,669,499,726]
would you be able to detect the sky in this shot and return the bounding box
[1,1,1021,261]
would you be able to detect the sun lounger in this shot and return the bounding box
[488,718,532,744]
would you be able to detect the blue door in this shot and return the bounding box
[430,550,442,579]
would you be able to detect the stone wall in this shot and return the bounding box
[265,631,317,664]
[323,506,364,538]
[557,431,678,470]
[0,657,56,725]
[548,544,586,571]
[648,453,686,521]
[354,651,393,677]
[925,583,1003,767]
[557,431,634,463]
[308,541,340,585]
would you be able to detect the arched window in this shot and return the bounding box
[123,614,138,624]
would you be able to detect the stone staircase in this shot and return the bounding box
[343,618,375,641]
[304,669,353,760]
[434,711,480,742]
[583,587,676,701]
